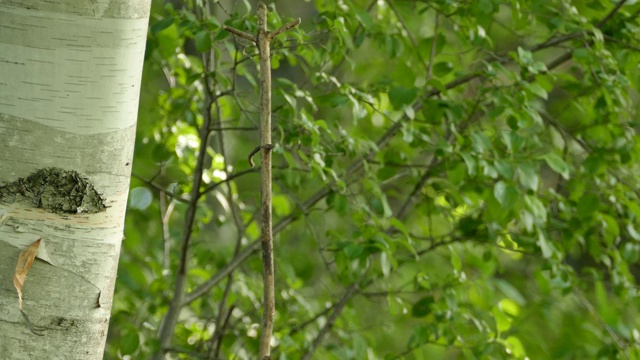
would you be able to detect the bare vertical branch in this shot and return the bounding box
[256,3,275,359]
[224,2,300,358]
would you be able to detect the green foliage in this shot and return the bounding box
[107,0,640,359]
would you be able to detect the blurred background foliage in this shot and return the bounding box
[106,0,640,358]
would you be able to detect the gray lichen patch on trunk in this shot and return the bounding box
[0,168,106,213]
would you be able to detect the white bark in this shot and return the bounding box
[0,1,150,359]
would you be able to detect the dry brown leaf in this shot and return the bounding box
[13,239,41,310]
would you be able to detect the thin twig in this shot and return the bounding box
[395,156,437,220]
[603,34,640,52]
[198,168,259,199]
[269,18,302,39]
[222,25,256,42]
[248,145,262,168]
[132,172,188,203]
[212,305,236,358]
[596,0,627,28]
[300,284,359,360]
[208,278,234,358]
[288,305,334,336]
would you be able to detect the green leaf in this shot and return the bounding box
[427,78,446,92]
[573,48,591,62]
[583,154,603,174]
[530,61,548,74]
[504,132,525,152]
[433,62,454,77]
[194,30,212,53]
[271,55,280,69]
[543,153,570,179]
[151,143,173,163]
[520,210,534,232]
[313,152,326,167]
[517,46,533,64]
[411,296,434,317]
[448,162,466,185]
[408,324,431,348]
[486,193,509,222]
[601,214,620,244]
[587,0,607,10]
[477,0,496,14]
[517,164,539,191]
[627,223,640,241]
[492,304,512,332]
[329,94,350,107]
[460,152,477,176]
[418,34,446,58]
[119,262,148,290]
[451,250,462,271]
[151,16,174,35]
[273,194,291,216]
[524,82,548,99]
[494,159,514,179]
[344,243,364,259]
[120,329,140,355]
[504,336,527,358]
[156,22,180,59]
[380,252,391,277]
[370,196,392,217]
[355,9,373,28]
[459,216,483,236]
[494,181,519,210]
[549,126,565,150]
[388,86,418,109]
[524,195,547,224]
[495,282,526,306]
[537,231,554,258]
[471,131,492,153]
[390,217,410,238]
[576,193,600,219]
[326,192,348,214]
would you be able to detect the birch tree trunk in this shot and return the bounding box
[0,1,150,358]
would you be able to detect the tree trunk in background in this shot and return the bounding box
[0,1,150,358]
